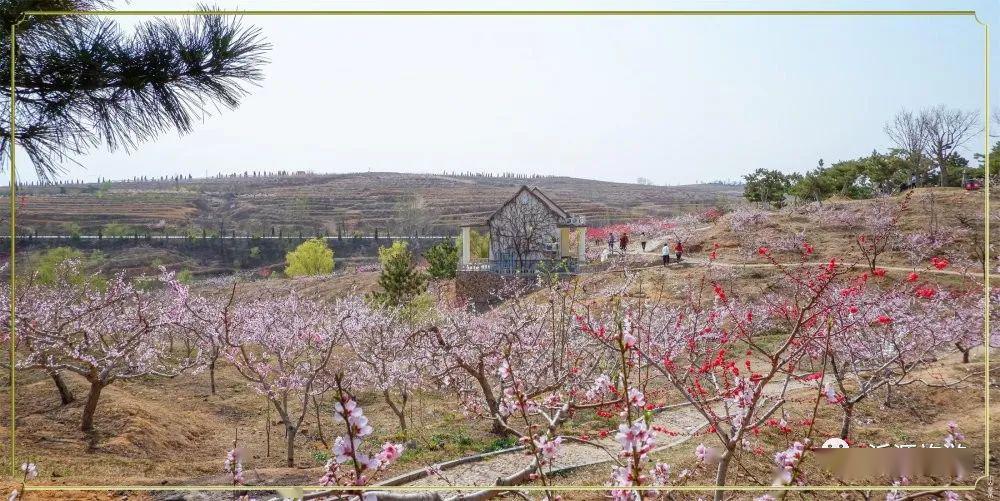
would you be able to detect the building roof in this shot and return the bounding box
[529,187,569,219]
[460,185,580,228]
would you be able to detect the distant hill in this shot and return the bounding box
[2,172,744,235]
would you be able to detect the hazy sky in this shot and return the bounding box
[16,0,998,185]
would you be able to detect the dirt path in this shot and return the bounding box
[393,378,814,490]
[629,235,987,278]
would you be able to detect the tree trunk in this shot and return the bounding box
[839,403,854,439]
[209,357,217,395]
[81,381,105,432]
[956,343,971,364]
[312,396,329,448]
[48,369,74,405]
[383,389,408,437]
[285,425,297,467]
[938,155,948,187]
[479,384,505,435]
[469,365,507,435]
[712,452,733,501]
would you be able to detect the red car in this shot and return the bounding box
[964,179,983,191]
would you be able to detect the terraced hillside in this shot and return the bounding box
[1,172,742,235]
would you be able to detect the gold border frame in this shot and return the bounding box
[5,7,991,496]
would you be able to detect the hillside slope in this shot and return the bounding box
[2,172,742,235]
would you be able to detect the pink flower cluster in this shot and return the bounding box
[321,397,404,486]
[223,448,245,485]
[773,441,806,485]
[944,421,965,448]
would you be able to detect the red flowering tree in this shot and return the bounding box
[825,265,979,438]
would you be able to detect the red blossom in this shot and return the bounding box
[713,284,728,302]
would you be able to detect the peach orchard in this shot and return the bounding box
[1,197,986,501]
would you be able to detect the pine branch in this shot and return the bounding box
[0,3,269,180]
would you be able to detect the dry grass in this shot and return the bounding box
[5,363,506,487]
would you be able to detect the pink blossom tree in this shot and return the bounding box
[898,229,958,270]
[576,298,685,499]
[164,277,238,395]
[342,302,422,437]
[318,373,405,490]
[420,281,601,436]
[223,291,350,466]
[726,206,774,260]
[12,262,195,431]
[848,194,909,272]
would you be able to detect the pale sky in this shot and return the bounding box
[15,0,999,185]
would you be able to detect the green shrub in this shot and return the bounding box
[62,222,82,241]
[284,238,334,277]
[32,247,104,287]
[176,269,194,284]
[102,222,131,237]
[482,436,518,453]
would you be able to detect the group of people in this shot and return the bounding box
[605,231,683,266]
[608,232,630,252]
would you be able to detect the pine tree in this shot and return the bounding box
[370,241,427,307]
[424,239,458,279]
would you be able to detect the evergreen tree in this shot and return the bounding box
[370,241,427,307]
[424,239,458,279]
[742,168,791,208]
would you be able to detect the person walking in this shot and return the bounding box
[674,241,683,262]
[661,242,670,266]
[640,232,647,252]
[607,232,616,252]
[620,232,629,252]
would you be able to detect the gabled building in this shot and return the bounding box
[459,186,587,274]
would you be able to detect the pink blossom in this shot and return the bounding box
[19,463,37,481]
[379,442,405,462]
[627,388,645,409]
[695,443,709,463]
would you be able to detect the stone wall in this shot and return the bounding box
[454,271,536,310]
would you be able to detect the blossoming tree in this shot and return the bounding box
[11,262,194,431]
[223,291,349,466]
[342,301,422,437]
